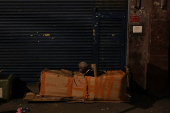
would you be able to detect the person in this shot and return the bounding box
[78,62,94,77]
[78,61,89,73]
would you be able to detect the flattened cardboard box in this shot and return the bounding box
[72,75,86,99]
[72,75,95,100]
[87,71,127,101]
[40,70,73,97]
[40,69,127,101]
[40,70,93,100]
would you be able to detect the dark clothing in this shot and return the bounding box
[84,70,94,77]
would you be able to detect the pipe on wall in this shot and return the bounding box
[161,0,167,10]
[135,0,141,9]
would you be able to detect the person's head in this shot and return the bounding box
[79,62,88,73]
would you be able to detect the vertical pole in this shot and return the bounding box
[93,5,99,72]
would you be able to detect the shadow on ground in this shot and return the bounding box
[120,78,170,113]
[0,110,16,113]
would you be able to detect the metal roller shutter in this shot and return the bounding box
[99,18,126,71]
[0,0,127,82]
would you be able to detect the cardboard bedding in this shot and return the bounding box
[40,69,127,101]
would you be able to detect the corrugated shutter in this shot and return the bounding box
[0,0,126,82]
[99,18,126,71]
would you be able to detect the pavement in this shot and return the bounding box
[0,84,170,113]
